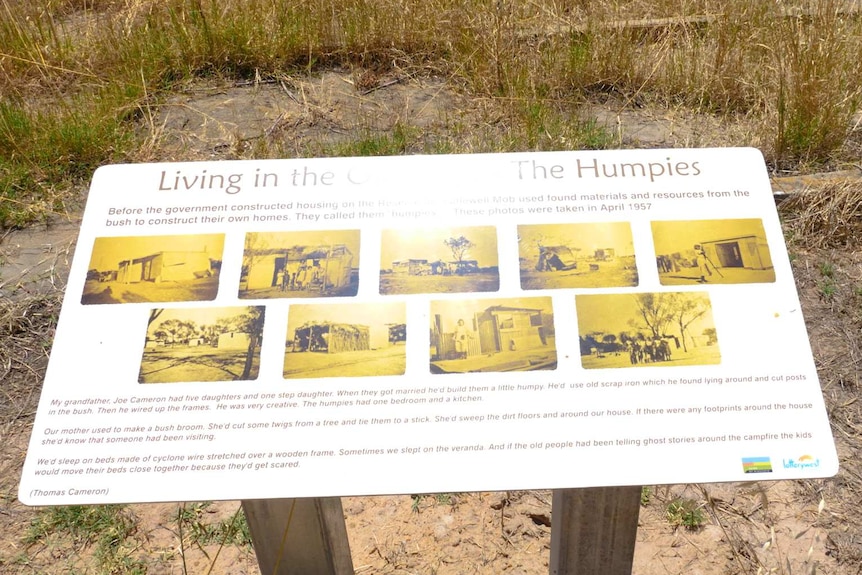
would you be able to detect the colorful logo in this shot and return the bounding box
[783,455,821,470]
[742,457,773,474]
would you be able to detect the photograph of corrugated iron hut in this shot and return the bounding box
[81,234,224,304]
[652,219,776,285]
[138,306,265,383]
[576,292,720,369]
[379,226,499,295]
[239,230,360,299]
[430,297,556,374]
[283,302,406,379]
[518,222,638,290]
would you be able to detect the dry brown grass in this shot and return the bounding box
[779,181,862,248]
[3,0,862,226]
[0,295,57,428]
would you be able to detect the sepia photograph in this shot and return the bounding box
[576,292,720,369]
[239,230,360,299]
[284,302,406,379]
[379,226,499,295]
[430,297,556,374]
[652,219,776,285]
[139,306,265,383]
[518,222,638,290]
[81,234,224,304]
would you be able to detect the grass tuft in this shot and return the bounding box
[1,0,861,226]
[25,504,147,573]
[666,498,706,531]
[176,501,252,547]
[778,181,862,249]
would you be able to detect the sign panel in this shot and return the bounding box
[19,148,837,505]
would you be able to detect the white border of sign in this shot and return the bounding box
[19,148,837,505]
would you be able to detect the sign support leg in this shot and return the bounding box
[549,486,641,575]
[242,497,354,575]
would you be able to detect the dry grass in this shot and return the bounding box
[2,0,862,226]
[779,181,862,249]
[0,295,57,429]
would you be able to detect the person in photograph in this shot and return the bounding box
[696,248,713,283]
[454,319,471,359]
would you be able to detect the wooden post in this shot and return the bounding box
[242,497,354,575]
[549,487,642,575]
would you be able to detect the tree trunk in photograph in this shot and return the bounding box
[549,486,641,575]
[241,334,259,379]
[242,497,354,575]
[241,308,265,379]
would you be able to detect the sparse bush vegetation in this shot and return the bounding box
[666,498,706,530]
[25,504,147,573]
[176,501,252,547]
[640,486,652,506]
[1,0,861,226]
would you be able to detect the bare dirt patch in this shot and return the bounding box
[151,71,467,160]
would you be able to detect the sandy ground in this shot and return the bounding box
[284,346,407,378]
[431,344,558,373]
[580,345,721,369]
[81,277,220,304]
[139,346,261,383]
[380,273,501,295]
[658,267,777,286]
[520,259,639,290]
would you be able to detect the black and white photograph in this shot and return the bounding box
[240,230,360,298]
[380,226,499,295]
[576,292,720,369]
[284,302,406,378]
[652,219,775,285]
[82,234,223,304]
[518,222,638,289]
[430,297,556,374]
[139,306,265,383]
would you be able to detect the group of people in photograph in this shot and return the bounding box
[627,337,676,365]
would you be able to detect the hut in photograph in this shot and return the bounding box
[430,260,453,275]
[117,251,213,283]
[293,322,370,354]
[388,323,407,345]
[536,246,578,271]
[245,245,353,291]
[218,331,250,350]
[451,260,480,274]
[593,248,616,261]
[117,259,142,283]
[392,259,430,275]
[698,235,772,270]
[477,305,548,354]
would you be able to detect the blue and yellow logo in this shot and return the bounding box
[742,457,773,473]
[783,455,820,470]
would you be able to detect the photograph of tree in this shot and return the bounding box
[82,234,224,304]
[379,226,499,295]
[652,219,775,285]
[139,306,265,383]
[576,292,720,369]
[239,230,360,299]
[430,297,556,374]
[284,302,406,379]
[518,222,638,289]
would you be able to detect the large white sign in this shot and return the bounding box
[19,148,837,505]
